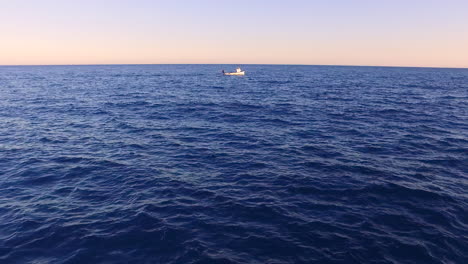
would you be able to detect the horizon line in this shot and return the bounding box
[0,63,467,70]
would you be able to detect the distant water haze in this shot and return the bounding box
[1,0,468,68]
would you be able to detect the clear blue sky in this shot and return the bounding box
[1,0,467,67]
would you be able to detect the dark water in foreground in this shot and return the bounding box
[0,65,467,263]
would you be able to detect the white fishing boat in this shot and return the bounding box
[222,67,245,76]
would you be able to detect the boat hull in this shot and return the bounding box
[224,72,245,76]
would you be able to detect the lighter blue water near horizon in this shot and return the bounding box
[0,65,467,264]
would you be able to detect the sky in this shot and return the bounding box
[1,0,467,67]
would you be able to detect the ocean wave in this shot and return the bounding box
[0,65,467,263]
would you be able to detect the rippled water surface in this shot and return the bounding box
[1,65,467,263]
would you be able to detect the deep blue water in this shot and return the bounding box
[0,65,467,263]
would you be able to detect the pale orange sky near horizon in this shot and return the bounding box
[1,0,468,68]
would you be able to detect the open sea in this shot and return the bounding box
[0,64,467,264]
